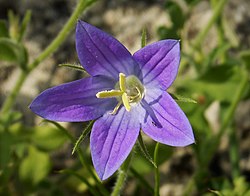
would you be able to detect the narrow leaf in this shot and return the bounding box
[72,120,94,155]
[170,93,197,103]
[141,27,147,48]
[59,63,86,72]
[18,10,32,42]
[137,132,157,168]
[223,17,239,47]
[8,10,19,40]
[208,189,224,196]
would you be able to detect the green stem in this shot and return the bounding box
[154,143,160,196]
[111,153,133,196]
[1,0,94,116]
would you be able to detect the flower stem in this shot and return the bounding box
[1,0,94,116]
[111,153,133,196]
[154,142,160,196]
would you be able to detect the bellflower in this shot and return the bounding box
[30,20,194,180]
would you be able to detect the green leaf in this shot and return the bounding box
[209,189,224,196]
[180,102,210,134]
[141,28,147,48]
[18,10,32,42]
[137,132,157,168]
[8,122,68,152]
[60,169,100,196]
[170,93,197,103]
[8,10,19,40]
[72,121,94,155]
[186,65,245,102]
[0,38,18,62]
[31,124,68,152]
[168,3,185,30]
[19,146,51,186]
[0,131,13,170]
[0,20,9,37]
[0,111,22,128]
[159,1,185,40]
[133,140,172,174]
[157,26,180,40]
[58,63,86,72]
[240,50,250,71]
[223,17,239,48]
[215,177,250,196]
[0,38,28,67]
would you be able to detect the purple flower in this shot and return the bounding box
[30,20,194,180]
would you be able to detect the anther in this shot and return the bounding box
[96,90,123,98]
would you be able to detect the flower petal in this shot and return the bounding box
[90,107,141,180]
[141,90,194,147]
[76,20,139,79]
[133,40,180,90]
[30,76,117,122]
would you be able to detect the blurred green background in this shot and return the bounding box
[0,0,250,195]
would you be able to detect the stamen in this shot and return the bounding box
[96,90,123,98]
[119,73,126,92]
[122,93,131,111]
[110,101,122,115]
[96,73,144,114]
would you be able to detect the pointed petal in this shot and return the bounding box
[30,76,117,122]
[76,21,139,79]
[133,40,180,90]
[90,107,141,180]
[141,90,194,147]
